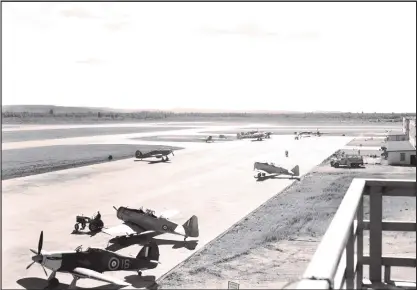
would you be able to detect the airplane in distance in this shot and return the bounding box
[295,130,322,140]
[237,131,271,141]
[135,149,174,162]
[26,231,160,289]
[254,162,300,181]
[103,207,199,241]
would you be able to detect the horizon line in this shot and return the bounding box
[2,104,416,115]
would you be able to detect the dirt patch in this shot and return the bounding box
[158,159,416,289]
[2,144,183,180]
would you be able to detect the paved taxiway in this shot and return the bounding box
[2,128,351,289]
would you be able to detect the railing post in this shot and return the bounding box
[384,266,391,283]
[346,223,355,289]
[356,195,364,289]
[369,186,383,283]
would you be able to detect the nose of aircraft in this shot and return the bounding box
[32,254,43,264]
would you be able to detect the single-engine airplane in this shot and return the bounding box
[254,162,300,180]
[106,231,198,252]
[295,130,322,140]
[205,136,213,143]
[135,149,174,162]
[103,207,199,241]
[26,231,160,289]
[237,131,270,141]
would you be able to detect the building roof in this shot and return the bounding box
[386,141,416,152]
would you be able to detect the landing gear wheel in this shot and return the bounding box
[261,173,266,177]
[74,223,79,232]
[137,271,142,276]
[334,163,339,168]
[257,173,262,178]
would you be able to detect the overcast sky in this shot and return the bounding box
[2,2,416,112]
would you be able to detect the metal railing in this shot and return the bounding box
[297,178,416,289]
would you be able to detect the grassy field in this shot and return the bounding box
[157,157,416,289]
[1,126,196,143]
[2,144,183,180]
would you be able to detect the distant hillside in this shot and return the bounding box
[2,105,305,114]
[2,105,117,114]
[168,107,305,114]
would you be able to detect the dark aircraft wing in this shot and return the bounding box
[72,267,130,286]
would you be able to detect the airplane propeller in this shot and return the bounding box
[113,206,118,211]
[171,150,174,156]
[26,231,48,277]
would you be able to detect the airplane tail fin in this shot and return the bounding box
[183,215,199,238]
[291,165,300,176]
[137,243,160,262]
[135,150,143,159]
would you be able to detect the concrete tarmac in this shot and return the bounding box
[2,131,351,289]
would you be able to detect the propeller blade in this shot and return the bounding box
[41,265,48,277]
[113,206,118,211]
[38,231,43,255]
[171,150,174,156]
[30,249,37,254]
[26,261,35,269]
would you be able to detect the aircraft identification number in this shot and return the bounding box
[108,257,131,270]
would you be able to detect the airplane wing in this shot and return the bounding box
[102,222,149,236]
[72,267,130,286]
[153,154,163,158]
[102,224,137,236]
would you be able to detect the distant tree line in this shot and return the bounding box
[2,110,415,123]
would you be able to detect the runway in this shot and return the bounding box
[2,123,351,289]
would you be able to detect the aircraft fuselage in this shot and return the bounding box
[41,248,158,274]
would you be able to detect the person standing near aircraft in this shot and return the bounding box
[285,150,289,157]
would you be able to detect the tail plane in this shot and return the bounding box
[291,165,300,176]
[182,215,199,238]
[137,243,160,262]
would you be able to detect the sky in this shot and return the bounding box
[2,2,416,113]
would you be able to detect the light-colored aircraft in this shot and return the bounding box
[254,162,300,180]
[295,130,322,140]
[26,231,160,289]
[237,131,271,141]
[103,207,199,241]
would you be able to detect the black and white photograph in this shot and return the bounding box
[2,2,416,289]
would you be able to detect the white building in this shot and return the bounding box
[403,117,416,148]
[386,140,416,166]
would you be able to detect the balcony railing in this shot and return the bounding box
[297,178,416,289]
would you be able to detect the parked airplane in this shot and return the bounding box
[135,149,174,162]
[295,130,322,140]
[106,231,198,252]
[237,131,271,141]
[26,231,160,289]
[203,135,229,143]
[103,207,199,241]
[254,162,300,180]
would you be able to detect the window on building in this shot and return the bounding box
[400,153,406,161]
